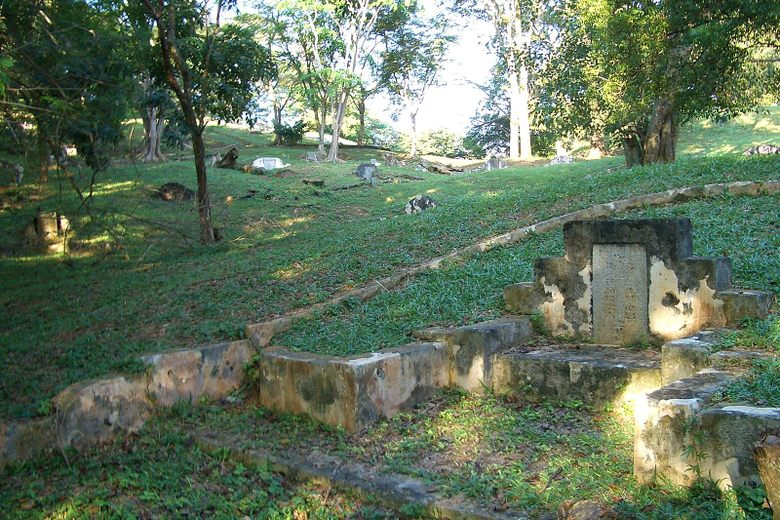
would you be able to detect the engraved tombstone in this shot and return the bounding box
[592,244,649,345]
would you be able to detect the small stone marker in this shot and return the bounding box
[484,157,504,171]
[743,144,780,156]
[304,151,319,162]
[592,244,649,345]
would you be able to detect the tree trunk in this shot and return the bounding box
[518,63,532,160]
[623,135,644,167]
[357,95,366,147]
[508,63,520,160]
[140,106,165,161]
[272,103,283,146]
[755,432,780,520]
[191,129,215,243]
[643,97,676,165]
[316,105,326,155]
[410,110,418,157]
[327,90,349,162]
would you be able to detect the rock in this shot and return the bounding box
[302,178,325,187]
[215,147,239,168]
[557,500,611,520]
[381,152,401,166]
[743,144,780,156]
[303,151,320,162]
[252,157,290,171]
[154,182,194,202]
[405,195,437,214]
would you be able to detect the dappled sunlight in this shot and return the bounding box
[279,215,313,227]
[91,180,138,196]
[273,261,310,280]
[752,118,780,133]
[425,188,439,194]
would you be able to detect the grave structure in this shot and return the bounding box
[505,219,771,345]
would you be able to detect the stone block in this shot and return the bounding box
[448,317,532,392]
[142,340,253,405]
[254,343,449,432]
[52,376,150,452]
[493,345,661,407]
[661,338,713,384]
[503,282,537,314]
[719,290,774,326]
[633,369,737,486]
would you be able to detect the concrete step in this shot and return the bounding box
[493,344,662,407]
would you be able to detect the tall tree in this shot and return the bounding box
[545,0,780,167]
[139,0,274,243]
[379,14,453,156]
[459,0,544,160]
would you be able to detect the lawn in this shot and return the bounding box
[0,112,778,422]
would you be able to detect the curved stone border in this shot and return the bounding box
[0,340,253,467]
[246,180,780,347]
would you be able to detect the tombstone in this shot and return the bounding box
[505,219,773,345]
[743,144,780,156]
[484,157,504,171]
[304,151,319,162]
[251,157,290,171]
[355,163,377,184]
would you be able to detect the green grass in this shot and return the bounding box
[138,393,772,519]
[1,113,779,419]
[276,193,779,356]
[0,409,403,519]
[678,105,780,156]
[714,358,780,407]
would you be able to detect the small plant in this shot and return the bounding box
[530,311,548,335]
[713,358,780,407]
[273,120,307,146]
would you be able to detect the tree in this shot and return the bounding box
[379,14,453,156]
[139,0,274,243]
[1,0,133,182]
[545,0,780,167]
[458,0,545,160]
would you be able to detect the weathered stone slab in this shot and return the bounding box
[0,417,55,465]
[253,343,449,432]
[493,345,662,407]
[633,369,738,486]
[592,244,649,345]
[415,317,533,392]
[719,289,774,326]
[661,338,714,383]
[142,340,253,405]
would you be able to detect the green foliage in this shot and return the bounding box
[715,358,780,407]
[717,315,780,352]
[273,119,307,146]
[541,0,780,164]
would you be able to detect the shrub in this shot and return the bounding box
[273,120,307,146]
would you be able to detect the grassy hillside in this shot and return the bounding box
[1,112,779,419]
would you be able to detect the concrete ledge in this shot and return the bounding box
[661,338,715,383]
[0,340,253,467]
[493,345,662,407]
[503,283,537,314]
[253,342,449,432]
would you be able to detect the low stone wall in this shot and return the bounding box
[634,369,780,490]
[253,317,535,431]
[0,340,252,467]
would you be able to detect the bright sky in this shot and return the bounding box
[368,16,496,135]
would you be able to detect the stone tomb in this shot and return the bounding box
[505,219,772,345]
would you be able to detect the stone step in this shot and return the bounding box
[493,345,662,407]
[631,369,776,489]
[415,316,533,392]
